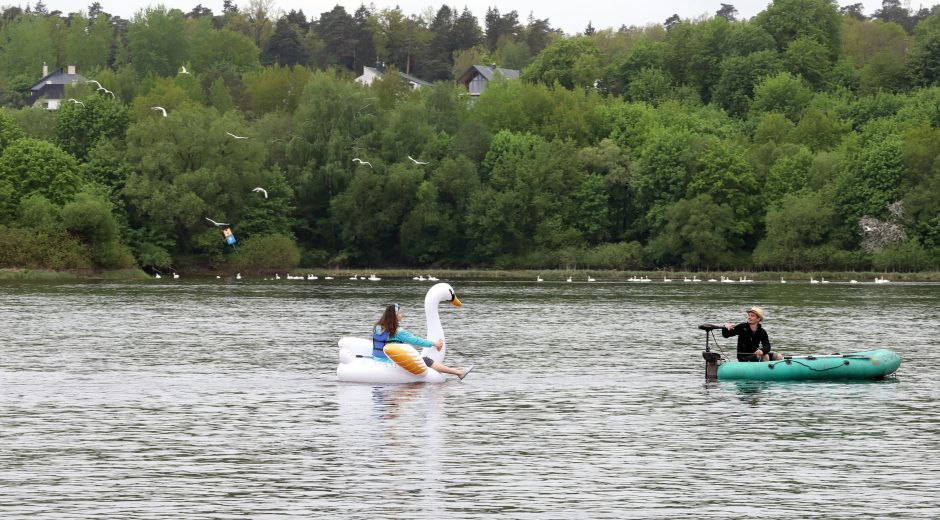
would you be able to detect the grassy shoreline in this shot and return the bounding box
[3,267,940,282]
[0,268,151,281]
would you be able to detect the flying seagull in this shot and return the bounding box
[352,158,372,168]
[226,132,249,139]
[151,106,167,117]
[408,155,429,165]
[252,187,268,198]
[205,217,230,227]
[180,65,191,75]
[67,98,84,107]
[99,88,115,98]
[87,79,102,89]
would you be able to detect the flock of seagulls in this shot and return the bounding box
[531,275,895,284]
[151,272,898,284]
[153,273,446,282]
[73,77,429,183]
[350,156,428,168]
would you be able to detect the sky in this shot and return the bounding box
[32,1,902,35]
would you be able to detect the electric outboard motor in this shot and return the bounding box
[699,323,722,381]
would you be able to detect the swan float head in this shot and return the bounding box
[423,283,461,364]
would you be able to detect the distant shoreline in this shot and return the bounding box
[3,267,939,283]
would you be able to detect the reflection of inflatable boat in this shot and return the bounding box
[699,324,901,381]
[337,283,462,384]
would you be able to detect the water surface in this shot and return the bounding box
[2,278,938,518]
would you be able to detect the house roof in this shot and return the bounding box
[399,71,432,87]
[361,66,432,87]
[29,67,87,92]
[456,65,521,86]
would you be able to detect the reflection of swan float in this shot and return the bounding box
[337,283,462,383]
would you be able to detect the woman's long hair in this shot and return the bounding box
[374,304,400,336]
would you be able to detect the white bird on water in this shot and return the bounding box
[352,158,372,168]
[252,187,268,198]
[205,217,229,227]
[151,106,167,117]
[408,155,429,165]
[67,98,84,107]
[226,132,249,139]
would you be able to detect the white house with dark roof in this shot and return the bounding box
[356,65,432,90]
[456,65,521,98]
[27,63,88,110]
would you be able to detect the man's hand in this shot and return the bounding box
[434,338,443,351]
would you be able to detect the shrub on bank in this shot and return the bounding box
[0,225,93,269]
[872,240,938,271]
[490,242,646,270]
[230,234,301,269]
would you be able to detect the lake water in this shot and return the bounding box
[1,277,939,518]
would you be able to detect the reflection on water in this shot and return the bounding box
[1,280,939,518]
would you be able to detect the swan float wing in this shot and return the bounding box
[384,344,427,375]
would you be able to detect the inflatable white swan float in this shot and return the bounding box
[337,283,462,383]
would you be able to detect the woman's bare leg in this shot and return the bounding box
[430,361,465,377]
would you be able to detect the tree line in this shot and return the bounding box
[1,0,939,273]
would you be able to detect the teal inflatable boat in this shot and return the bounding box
[699,324,901,381]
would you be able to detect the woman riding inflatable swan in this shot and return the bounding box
[337,283,473,383]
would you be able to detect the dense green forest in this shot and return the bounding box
[1,0,940,273]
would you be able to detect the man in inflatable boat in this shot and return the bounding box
[373,303,473,380]
[722,306,784,362]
